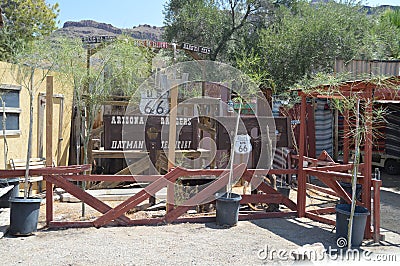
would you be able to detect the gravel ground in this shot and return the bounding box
[0,210,399,265]
[0,173,399,265]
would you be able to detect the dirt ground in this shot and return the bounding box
[0,173,399,265]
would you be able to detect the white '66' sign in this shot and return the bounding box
[234,134,252,154]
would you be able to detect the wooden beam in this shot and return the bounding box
[45,175,130,225]
[46,76,53,225]
[297,94,307,217]
[167,84,178,171]
[372,179,382,243]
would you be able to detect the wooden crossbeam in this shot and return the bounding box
[305,212,335,225]
[45,175,130,225]
[242,171,297,211]
[164,164,247,223]
[306,170,363,206]
[93,167,185,227]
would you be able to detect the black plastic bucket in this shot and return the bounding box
[216,193,242,227]
[338,182,362,204]
[9,197,41,236]
[335,204,370,247]
[0,178,19,208]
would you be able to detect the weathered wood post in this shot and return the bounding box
[46,76,54,225]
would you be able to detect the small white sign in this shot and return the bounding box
[139,89,169,115]
[234,134,252,154]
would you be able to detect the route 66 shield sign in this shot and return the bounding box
[139,89,169,115]
[234,134,252,154]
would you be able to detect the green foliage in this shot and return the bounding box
[0,0,59,61]
[48,35,153,164]
[378,9,400,58]
[255,1,377,92]
[163,0,276,61]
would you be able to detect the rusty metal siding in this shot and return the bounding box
[335,59,400,78]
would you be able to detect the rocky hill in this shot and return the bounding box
[52,20,164,41]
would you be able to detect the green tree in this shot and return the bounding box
[245,1,395,92]
[163,0,277,61]
[11,37,56,197]
[49,36,153,168]
[377,8,400,58]
[0,0,59,61]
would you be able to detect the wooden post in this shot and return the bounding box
[167,82,178,213]
[45,76,54,225]
[343,109,350,164]
[297,93,307,217]
[372,179,382,243]
[167,83,178,171]
[363,88,373,239]
[334,109,339,161]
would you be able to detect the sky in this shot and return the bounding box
[46,0,400,29]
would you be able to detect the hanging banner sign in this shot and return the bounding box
[81,35,116,44]
[181,43,211,55]
[133,40,169,49]
[234,134,252,154]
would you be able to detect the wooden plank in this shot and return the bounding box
[45,175,130,225]
[93,167,185,227]
[65,174,162,182]
[305,212,336,225]
[297,94,307,217]
[164,164,246,223]
[92,157,151,189]
[92,150,148,159]
[46,76,53,167]
[372,179,381,242]
[306,183,338,198]
[167,83,178,171]
[307,207,336,215]
[240,194,283,204]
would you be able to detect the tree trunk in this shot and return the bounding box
[23,69,34,199]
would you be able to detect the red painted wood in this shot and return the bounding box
[305,212,336,225]
[307,207,336,215]
[239,211,297,220]
[241,194,283,204]
[65,174,163,182]
[164,164,246,223]
[0,164,90,178]
[45,175,130,224]
[46,181,53,225]
[49,221,95,228]
[241,171,297,211]
[307,102,316,158]
[297,94,307,217]
[281,197,297,211]
[306,183,338,198]
[363,90,373,239]
[166,183,175,213]
[93,167,185,227]
[343,109,350,164]
[372,179,381,242]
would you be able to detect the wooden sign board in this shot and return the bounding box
[216,116,292,150]
[81,35,116,44]
[181,43,211,55]
[103,115,198,151]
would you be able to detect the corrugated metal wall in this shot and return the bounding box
[314,99,333,156]
[385,104,400,157]
[335,59,400,78]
